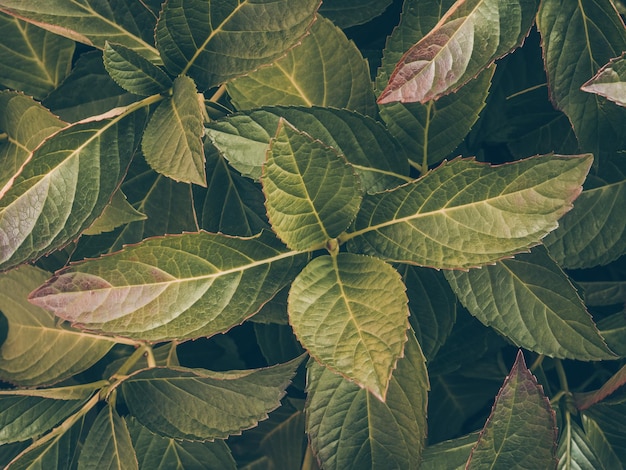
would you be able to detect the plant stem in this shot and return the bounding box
[210,84,227,102]
[530,354,544,372]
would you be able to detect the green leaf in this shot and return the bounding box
[466,351,558,469]
[257,410,307,470]
[378,0,538,104]
[103,42,172,97]
[263,120,362,251]
[580,281,626,306]
[78,404,137,470]
[205,106,410,193]
[121,356,304,441]
[142,75,205,186]
[583,398,626,464]
[0,108,147,271]
[0,13,74,99]
[305,330,428,469]
[420,432,479,470]
[537,0,626,158]
[0,0,160,62]
[127,417,237,470]
[0,265,117,386]
[319,0,392,28]
[29,230,307,341]
[155,0,320,91]
[581,53,626,107]
[557,420,609,470]
[581,413,625,469]
[289,253,408,400]
[444,246,614,360]
[597,313,626,357]
[226,16,376,116]
[348,154,592,269]
[82,189,146,236]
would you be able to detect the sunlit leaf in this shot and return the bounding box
[420,432,479,470]
[82,189,146,236]
[121,356,304,440]
[0,13,74,99]
[289,253,408,400]
[378,0,538,104]
[305,330,428,469]
[263,120,362,251]
[142,75,206,186]
[466,351,558,469]
[319,0,392,28]
[348,154,592,269]
[29,230,307,342]
[227,16,376,116]
[155,0,320,91]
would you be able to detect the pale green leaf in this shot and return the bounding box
[0,0,160,62]
[142,75,206,186]
[82,189,146,236]
[537,0,626,158]
[0,13,74,99]
[347,154,592,269]
[557,420,608,470]
[582,53,626,107]
[78,405,137,470]
[319,0,392,28]
[205,106,410,192]
[420,432,479,470]
[305,330,428,469]
[155,0,320,91]
[263,120,362,250]
[580,281,626,306]
[289,253,408,400]
[127,417,236,470]
[121,356,304,440]
[444,246,614,360]
[0,109,147,271]
[0,265,116,386]
[466,351,558,469]
[582,414,625,469]
[29,230,307,341]
[378,0,538,104]
[227,16,376,116]
[103,42,172,96]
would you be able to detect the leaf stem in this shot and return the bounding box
[530,354,544,372]
[115,344,151,376]
[408,159,424,174]
[0,132,8,142]
[555,359,570,394]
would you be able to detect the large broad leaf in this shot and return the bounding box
[263,120,362,251]
[444,246,614,360]
[0,13,74,99]
[0,0,160,62]
[319,0,392,28]
[155,0,320,91]
[205,106,410,193]
[77,405,137,470]
[0,108,147,271]
[347,154,592,269]
[378,0,538,104]
[581,53,626,107]
[420,432,479,470]
[121,356,304,440]
[142,75,206,186]
[289,253,409,400]
[0,265,117,386]
[537,0,626,158]
[29,230,307,341]
[466,351,558,469]
[226,16,376,116]
[127,417,236,470]
[82,189,146,236]
[305,330,428,469]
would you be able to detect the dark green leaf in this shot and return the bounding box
[258,411,307,470]
[82,189,146,236]
[580,281,626,306]
[420,432,479,470]
[597,312,626,357]
[557,420,609,470]
[319,0,392,28]
[583,397,626,464]
[581,413,625,469]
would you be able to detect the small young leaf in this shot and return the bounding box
[227,16,376,116]
[466,351,558,469]
[121,356,304,441]
[103,42,172,96]
[82,189,146,236]
[263,120,362,251]
[155,0,320,91]
[348,154,592,269]
[581,53,626,107]
[289,253,408,400]
[319,0,392,28]
[142,75,206,186]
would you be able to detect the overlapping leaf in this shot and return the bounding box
[205,106,410,193]
[289,253,409,400]
[557,421,608,470]
[0,265,117,386]
[83,189,146,236]
[444,246,614,360]
[580,281,626,306]
[155,0,320,91]
[583,399,626,464]
[227,16,376,116]
[581,413,625,468]
[319,0,392,28]
[420,432,479,470]
[29,230,307,341]
[263,120,362,250]
[0,108,147,271]
[142,75,206,186]
[121,356,304,440]
[378,0,538,104]
[305,330,428,469]
[582,53,626,107]
[348,154,592,269]
[0,13,74,99]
